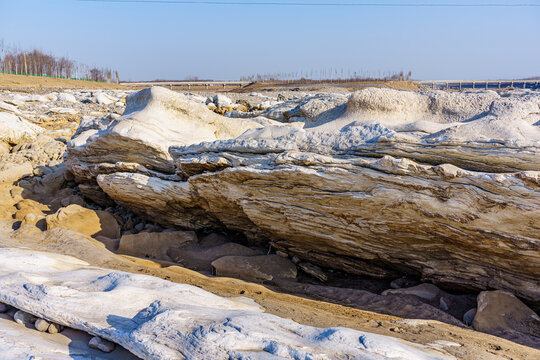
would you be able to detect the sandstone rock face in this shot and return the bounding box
[473,290,540,349]
[66,87,540,306]
[45,204,121,239]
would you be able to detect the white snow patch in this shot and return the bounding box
[0,248,449,360]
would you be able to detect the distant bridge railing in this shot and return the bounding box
[416,80,539,90]
[120,80,539,91]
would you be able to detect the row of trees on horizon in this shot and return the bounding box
[239,70,412,83]
[148,70,412,84]
[0,40,119,83]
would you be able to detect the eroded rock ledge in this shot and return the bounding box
[66,86,540,305]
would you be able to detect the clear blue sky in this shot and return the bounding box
[1,0,539,81]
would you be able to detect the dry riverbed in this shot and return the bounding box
[0,81,539,359]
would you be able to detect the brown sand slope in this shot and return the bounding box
[0,73,127,90]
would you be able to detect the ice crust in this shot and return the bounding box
[0,248,448,360]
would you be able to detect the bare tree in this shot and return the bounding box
[0,41,117,81]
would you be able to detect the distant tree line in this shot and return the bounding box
[240,69,412,83]
[0,40,119,83]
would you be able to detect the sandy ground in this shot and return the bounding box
[0,72,422,94]
[0,73,128,91]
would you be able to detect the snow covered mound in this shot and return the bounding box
[345,88,499,124]
[0,248,447,360]
[66,86,276,178]
[176,88,540,172]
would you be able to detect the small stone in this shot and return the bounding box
[439,297,449,311]
[47,322,63,334]
[34,318,50,332]
[89,336,116,353]
[14,310,36,326]
[291,256,301,265]
[21,213,46,227]
[463,308,477,326]
[123,217,134,231]
[134,222,145,232]
[382,283,441,301]
[18,179,33,190]
[298,262,328,282]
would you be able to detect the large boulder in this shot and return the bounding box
[473,290,540,349]
[45,204,121,239]
[66,88,540,305]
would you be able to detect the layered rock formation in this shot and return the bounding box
[66,87,540,305]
